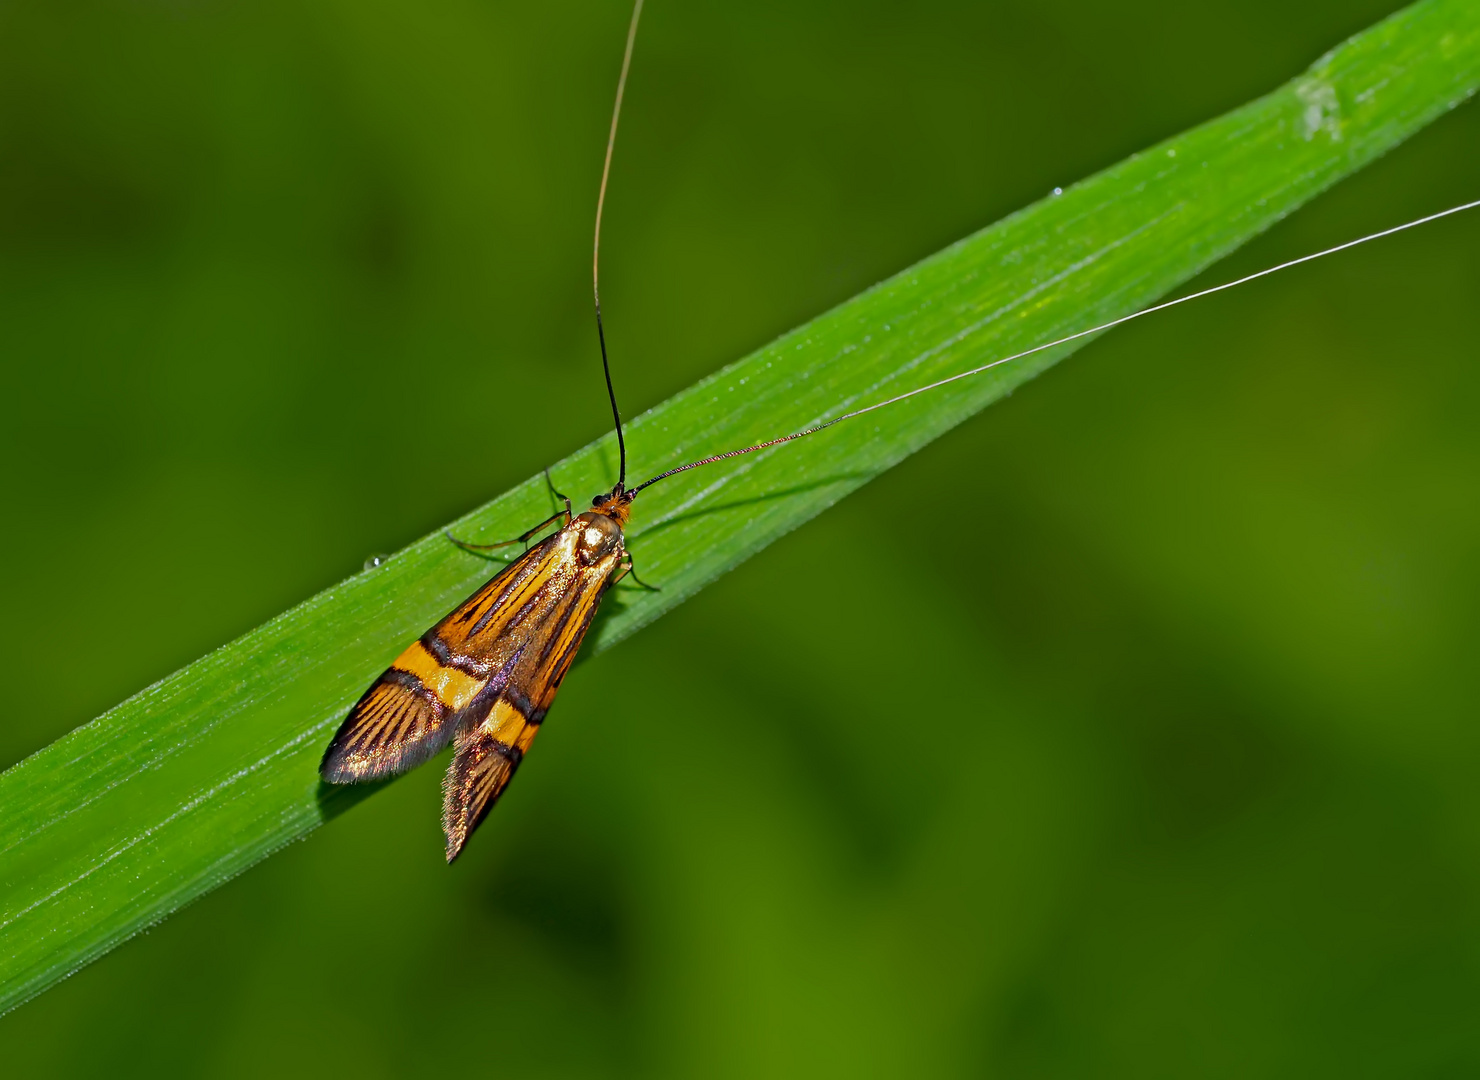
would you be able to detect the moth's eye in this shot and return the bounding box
[591,495,605,508]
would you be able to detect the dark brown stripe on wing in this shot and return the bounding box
[321,668,451,783]
[534,584,588,667]
[420,629,488,677]
[461,535,561,638]
[503,685,542,725]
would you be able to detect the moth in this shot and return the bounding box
[320,482,638,860]
[321,0,1479,860]
[320,0,656,862]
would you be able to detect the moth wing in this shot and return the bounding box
[320,536,565,784]
[440,550,616,860]
[320,666,462,783]
[442,699,541,861]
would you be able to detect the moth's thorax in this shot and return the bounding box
[573,510,625,565]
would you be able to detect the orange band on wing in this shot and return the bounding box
[392,640,485,712]
[485,698,537,751]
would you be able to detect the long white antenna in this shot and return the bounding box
[631,197,1480,495]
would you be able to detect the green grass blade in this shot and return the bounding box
[2,0,1477,1016]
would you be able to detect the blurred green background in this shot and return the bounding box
[3,0,1480,1074]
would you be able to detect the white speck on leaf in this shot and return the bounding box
[1296,78,1342,142]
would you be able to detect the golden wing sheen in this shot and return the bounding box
[321,507,629,860]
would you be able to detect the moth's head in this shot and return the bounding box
[589,484,634,526]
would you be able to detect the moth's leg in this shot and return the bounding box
[614,550,661,591]
[543,467,574,521]
[446,509,569,554]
